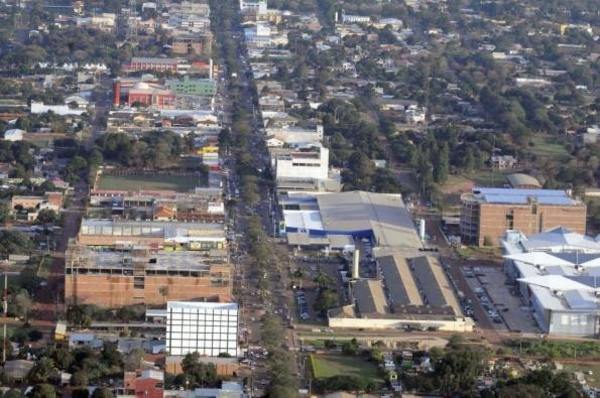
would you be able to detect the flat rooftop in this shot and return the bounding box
[79,219,225,241]
[67,246,226,272]
[471,188,580,206]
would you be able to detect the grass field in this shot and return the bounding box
[529,135,571,160]
[96,174,201,192]
[310,354,382,381]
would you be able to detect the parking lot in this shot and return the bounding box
[462,265,540,333]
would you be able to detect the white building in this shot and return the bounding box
[275,145,329,182]
[166,301,239,357]
[240,0,267,14]
[265,125,323,147]
[30,101,87,116]
[503,228,600,337]
[4,129,24,142]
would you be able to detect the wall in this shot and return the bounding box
[65,274,231,307]
[328,316,474,332]
[476,203,586,246]
[548,311,599,337]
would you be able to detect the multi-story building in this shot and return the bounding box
[239,0,267,15]
[127,57,185,74]
[64,244,231,307]
[275,145,330,182]
[77,220,226,250]
[460,188,586,246]
[165,77,216,97]
[165,301,239,357]
[172,33,213,56]
[126,82,176,108]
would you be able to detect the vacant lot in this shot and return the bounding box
[96,173,200,192]
[310,354,382,381]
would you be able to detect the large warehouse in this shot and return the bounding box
[281,191,422,252]
[281,191,472,331]
[503,227,600,336]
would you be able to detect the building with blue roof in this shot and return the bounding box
[461,187,586,246]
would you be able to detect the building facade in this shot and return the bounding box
[166,301,239,357]
[460,188,586,246]
[502,228,600,337]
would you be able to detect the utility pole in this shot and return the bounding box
[3,272,7,364]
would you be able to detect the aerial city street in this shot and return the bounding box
[0,0,598,397]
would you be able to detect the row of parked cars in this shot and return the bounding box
[295,290,309,320]
[474,287,504,324]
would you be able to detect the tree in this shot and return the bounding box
[313,288,338,314]
[179,352,218,388]
[91,388,113,398]
[436,348,487,395]
[341,338,359,355]
[29,384,55,398]
[66,305,93,328]
[36,209,57,224]
[28,357,56,384]
[0,202,10,223]
[11,290,31,320]
[3,389,23,398]
[71,370,89,387]
[123,348,144,371]
[433,142,449,184]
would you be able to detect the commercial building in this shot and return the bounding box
[240,0,267,15]
[127,57,186,74]
[64,244,231,307]
[164,382,243,398]
[460,188,586,246]
[126,82,176,108]
[165,77,216,97]
[77,220,226,250]
[275,145,329,182]
[281,191,422,252]
[172,33,213,56]
[159,301,239,357]
[281,191,470,331]
[329,255,472,332]
[502,227,600,337]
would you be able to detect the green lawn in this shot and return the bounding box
[471,170,507,187]
[96,174,201,192]
[529,135,571,160]
[310,354,382,381]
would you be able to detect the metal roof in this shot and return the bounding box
[410,256,461,314]
[473,188,579,205]
[379,254,423,306]
[316,191,422,250]
[354,279,387,315]
[506,173,542,188]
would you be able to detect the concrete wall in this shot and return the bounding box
[328,316,474,332]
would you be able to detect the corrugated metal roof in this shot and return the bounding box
[379,254,423,306]
[473,188,578,205]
